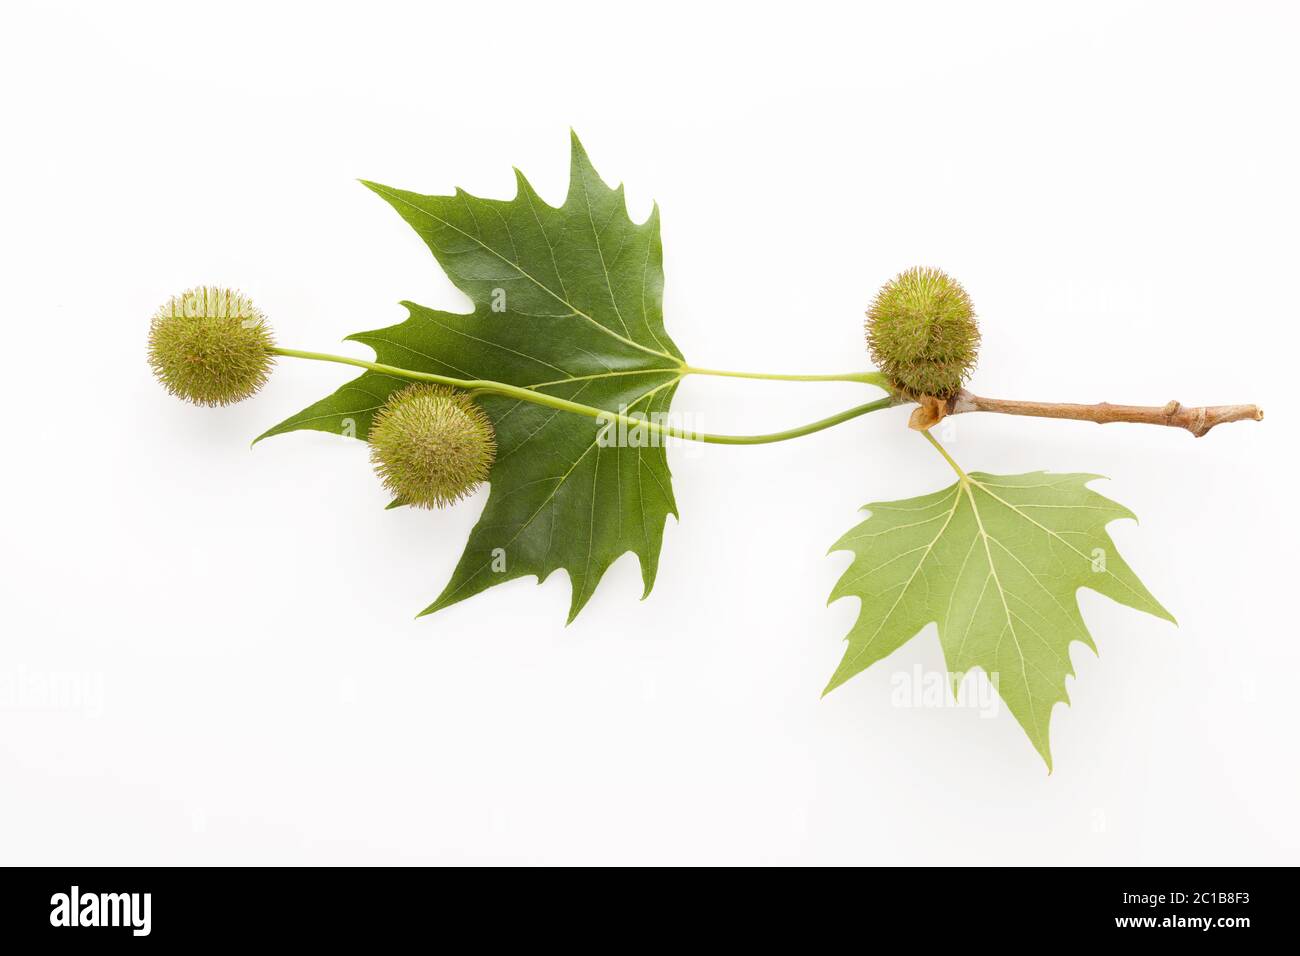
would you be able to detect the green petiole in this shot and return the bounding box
[270,347,901,445]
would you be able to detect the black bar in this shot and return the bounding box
[0,866,1287,943]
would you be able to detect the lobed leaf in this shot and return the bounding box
[260,134,686,621]
[827,471,1175,768]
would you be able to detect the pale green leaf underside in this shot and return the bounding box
[258,133,686,621]
[826,472,1175,769]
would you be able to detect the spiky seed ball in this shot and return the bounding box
[369,385,497,509]
[148,287,275,406]
[866,267,980,398]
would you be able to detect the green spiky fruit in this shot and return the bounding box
[148,287,275,406]
[866,267,980,398]
[369,385,497,509]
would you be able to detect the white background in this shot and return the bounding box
[1,1,1296,865]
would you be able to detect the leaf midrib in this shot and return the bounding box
[962,480,1041,746]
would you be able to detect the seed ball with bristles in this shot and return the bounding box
[866,267,980,398]
[369,385,497,509]
[148,287,275,406]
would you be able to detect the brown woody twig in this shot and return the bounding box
[907,391,1263,438]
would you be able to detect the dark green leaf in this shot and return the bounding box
[260,134,686,621]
